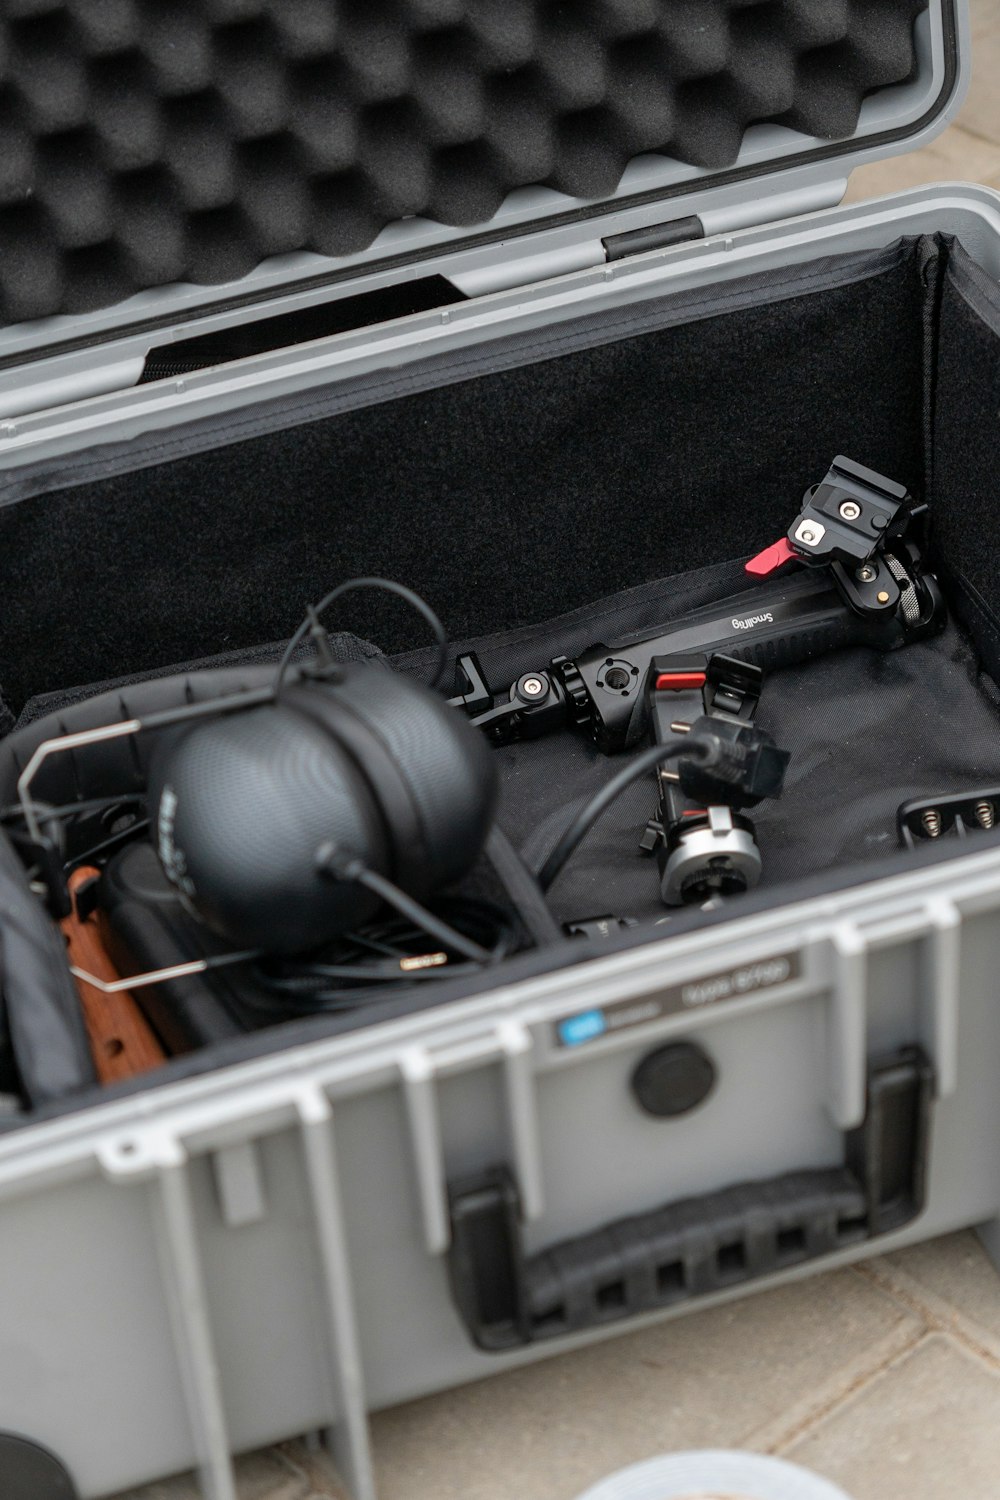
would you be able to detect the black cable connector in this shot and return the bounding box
[674,716,790,810]
[537,719,789,893]
[315,840,494,965]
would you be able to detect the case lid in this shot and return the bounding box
[0,0,967,359]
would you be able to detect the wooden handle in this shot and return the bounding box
[61,867,166,1084]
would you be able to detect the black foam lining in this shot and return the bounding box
[930,246,1000,684]
[0,0,928,324]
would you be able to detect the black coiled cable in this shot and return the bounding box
[249,896,518,1015]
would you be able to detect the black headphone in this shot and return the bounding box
[0,650,497,955]
[147,660,497,952]
[0,593,504,1108]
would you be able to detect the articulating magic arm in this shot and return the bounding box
[453,457,943,756]
[451,457,945,907]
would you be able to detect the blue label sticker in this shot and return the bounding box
[553,950,801,1050]
[557,1009,607,1047]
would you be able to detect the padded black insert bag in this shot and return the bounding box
[2,230,998,1090]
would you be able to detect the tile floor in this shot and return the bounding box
[114,1231,1000,1500]
[114,6,1000,1498]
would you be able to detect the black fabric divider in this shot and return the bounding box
[930,243,1000,683]
[15,631,383,729]
[0,243,926,712]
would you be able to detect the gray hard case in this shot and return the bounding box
[0,4,994,1498]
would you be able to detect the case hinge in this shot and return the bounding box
[0,357,147,422]
[448,241,607,298]
[603,215,704,261]
[698,180,848,238]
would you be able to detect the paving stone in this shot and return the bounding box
[370,1270,919,1500]
[963,0,1000,147]
[275,1440,350,1499]
[785,1333,1000,1500]
[844,0,1000,208]
[871,1228,1000,1352]
[110,1449,320,1500]
[109,1476,202,1500]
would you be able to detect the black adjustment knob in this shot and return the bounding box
[631,1041,716,1118]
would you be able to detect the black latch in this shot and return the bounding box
[602,216,705,261]
[846,1044,933,1236]
[447,1045,932,1352]
[448,1167,529,1352]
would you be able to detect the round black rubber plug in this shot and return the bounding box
[631,1041,716,1119]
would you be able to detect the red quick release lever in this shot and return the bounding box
[654,670,707,692]
[744,536,797,578]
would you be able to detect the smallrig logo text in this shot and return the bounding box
[731,612,774,630]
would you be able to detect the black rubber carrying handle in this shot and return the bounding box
[447,1046,932,1352]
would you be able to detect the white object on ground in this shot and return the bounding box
[572,1450,854,1500]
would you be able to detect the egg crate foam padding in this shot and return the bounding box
[0,0,929,326]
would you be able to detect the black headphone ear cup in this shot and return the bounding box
[147,700,392,952]
[147,664,499,954]
[301,664,499,893]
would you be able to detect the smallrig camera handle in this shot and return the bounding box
[460,458,944,753]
